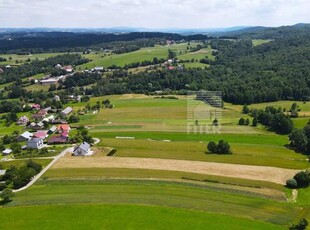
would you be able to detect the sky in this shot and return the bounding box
[0,0,310,29]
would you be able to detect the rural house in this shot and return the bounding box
[58,124,71,134]
[32,109,48,120]
[60,107,73,117]
[17,131,33,142]
[27,138,44,149]
[73,142,91,156]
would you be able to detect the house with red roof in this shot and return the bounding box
[58,124,71,133]
[48,135,68,144]
[33,130,48,140]
[32,104,41,110]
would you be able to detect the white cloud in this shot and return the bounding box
[0,0,309,28]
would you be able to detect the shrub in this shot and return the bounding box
[294,171,310,188]
[286,178,298,188]
[207,140,232,155]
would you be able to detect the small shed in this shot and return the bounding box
[2,149,12,155]
[0,170,6,176]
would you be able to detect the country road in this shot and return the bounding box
[12,138,101,193]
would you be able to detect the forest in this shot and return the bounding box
[87,26,310,104]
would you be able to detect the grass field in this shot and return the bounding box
[0,204,284,230]
[78,43,211,70]
[252,39,273,46]
[0,53,65,66]
[66,95,310,169]
[5,179,300,226]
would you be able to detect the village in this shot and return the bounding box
[1,96,93,159]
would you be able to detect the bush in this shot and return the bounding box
[0,188,14,203]
[0,183,6,191]
[289,218,308,230]
[286,178,298,188]
[207,140,232,154]
[207,141,217,153]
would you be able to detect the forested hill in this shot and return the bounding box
[0,32,209,53]
[220,23,310,39]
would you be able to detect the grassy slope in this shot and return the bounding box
[0,204,283,230]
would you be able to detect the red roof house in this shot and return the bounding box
[33,130,48,140]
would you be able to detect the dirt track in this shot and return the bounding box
[52,156,298,185]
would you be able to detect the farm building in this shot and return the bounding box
[16,131,33,142]
[17,116,29,126]
[60,107,73,117]
[73,142,90,156]
[40,78,59,85]
[2,149,12,156]
[27,138,44,149]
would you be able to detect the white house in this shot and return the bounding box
[16,131,33,142]
[73,142,90,156]
[27,138,44,149]
[60,107,73,117]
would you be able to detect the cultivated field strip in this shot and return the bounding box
[52,156,298,184]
